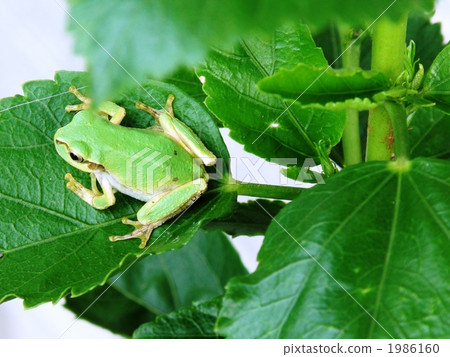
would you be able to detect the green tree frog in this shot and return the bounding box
[54,86,216,248]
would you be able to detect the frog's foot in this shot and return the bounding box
[135,94,174,119]
[121,217,143,229]
[66,103,89,112]
[65,173,93,201]
[65,86,126,125]
[109,220,156,249]
[65,173,115,210]
[69,85,91,103]
[65,86,91,112]
[135,101,162,119]
[136,95,216,167]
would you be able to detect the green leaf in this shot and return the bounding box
[67,0,433,99]
[409,107,450,159]
[0,71,235,308]
[112,230,247,314]
[286,0,435,30]
[281,165,325,183]
[406,15,445,71]
[218,158,450,338]
[311,25,342,69]
[65,285,155,337]
[205,200,286,237]
[360,14,445,73]
[198,24,345,161]
[164,67,222,128]
[258,65,389,110]
[423,44,450,113]
[164,67,206,105]
[359,34,373,71]
[133,296,222,339]
[312,13,444,80]
[64,229,244,335]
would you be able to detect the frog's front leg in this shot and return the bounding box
[109,178,207,248]
[65,86,91,112]
[97,101,126,125]
[65,172,116,209]
[136,95,217,166]
[65,86,126,125]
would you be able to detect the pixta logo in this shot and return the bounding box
[209,157,325,185]
[126,149,325,192]
[126,148,173,194]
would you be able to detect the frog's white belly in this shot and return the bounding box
[95,171,158,202]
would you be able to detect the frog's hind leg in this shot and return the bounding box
[135,94,174,120]
[135,101,162,120]
[136,95,216,167]
[109,178,207,249]
[163,94,175,117]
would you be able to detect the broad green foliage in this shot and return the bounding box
[205,200,286,237]
[112,230,247,314]
[164,67,206,106]
[311,25,342,69]
[218,158,450,338]
[406,15,444,71]
[65,230,245,336]
[409,107,450,159]
[67,0,434,99]
[0,71,234,307]
[65,284,155,337]
[423,44,450,113]
[258,66,389,110]
[197,24,345,161]
[281,165,326,183]
[280,0,434,29]
[164,67,222,127]
[133,297,222,339]
[1,1,448,340]
[313,13,444,70]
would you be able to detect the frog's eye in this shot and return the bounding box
[70,152,84,163]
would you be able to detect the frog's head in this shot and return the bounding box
[54,112,103,173]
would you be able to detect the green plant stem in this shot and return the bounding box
[343,109,362,165]
[366,105,395,161]
[233,181,304,200]
[366,15,407,161]
[341,28,362,166]
[384,101,409,159]
[371,16,408,81]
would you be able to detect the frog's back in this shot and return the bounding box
[88,118,204,195]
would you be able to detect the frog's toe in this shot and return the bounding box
[109,224,154,249]
[139,227,154,249]
[64,173,74,181]
[65,177,84,193]
[65,103,89,113]
[65,173,82,188]
[66,180,80,192]
[121,217,143,229]
[135,101,161,119]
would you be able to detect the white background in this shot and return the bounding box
[0,0,449,339]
